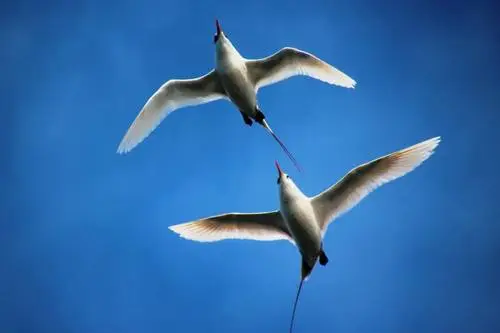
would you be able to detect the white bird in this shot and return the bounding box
[168,136,441,333]
[117,19,356,171]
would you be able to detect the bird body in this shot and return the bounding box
[168,136,441,332]
[278,171,322,275]
[170,136,441,275]
[117,20,356,171]
[214,28,270,121]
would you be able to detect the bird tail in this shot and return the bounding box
[258,119,302,172]
[289,278,304,333]
[289,257,313,333]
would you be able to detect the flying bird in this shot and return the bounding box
[117,19,356,171]
[168,136,441,333]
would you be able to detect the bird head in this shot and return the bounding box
[213,19,226,44]
[275,160,305,204]
[275,160,293,186]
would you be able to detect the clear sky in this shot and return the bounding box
[2,0,500,332]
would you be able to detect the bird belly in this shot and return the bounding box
[218,68,257,116]
[281,201,322,261]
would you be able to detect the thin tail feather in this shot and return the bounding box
[289,258,313,333]
[289,278,304,333]
[260,120,302,172]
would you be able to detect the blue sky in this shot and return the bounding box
[2,0,500,332]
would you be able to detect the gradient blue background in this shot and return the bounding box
[2,0,499,332]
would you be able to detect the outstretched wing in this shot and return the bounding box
[246,47,356,91]
[117,70,226,154]
[312,137,441,232]
[169,211,294,243]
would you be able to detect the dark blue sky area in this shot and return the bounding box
[2,1,500,332]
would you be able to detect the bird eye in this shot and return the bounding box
[286,175,290,179]
[213,34,218,43]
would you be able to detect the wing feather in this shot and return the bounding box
[169,211,293,243]
[312,137,441,231]
[246,47,356,91]
[117,70,226,154]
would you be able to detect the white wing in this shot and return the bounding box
[169,211,294,243]
[246,47,356,91]
[311,137,441,231]
[117,70,226,154]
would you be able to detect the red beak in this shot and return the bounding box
[275,160,283,175]
[215,19,222,35]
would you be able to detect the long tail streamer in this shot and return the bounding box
[289,279,305,333]
[261,120,302,172]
